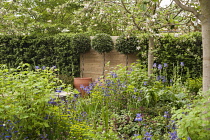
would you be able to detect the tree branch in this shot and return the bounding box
[173,0,203,21]
[120,0,142,30]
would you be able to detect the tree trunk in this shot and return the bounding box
[201,0,210,92]
[148,36,154,76]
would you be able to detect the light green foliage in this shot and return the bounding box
[0,63,61,138]
[75,62,192,139]
[172,92,210,140]
[0,0,83,35]
[0,63,94,139]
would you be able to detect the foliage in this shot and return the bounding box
[185,77,202,96]
[115,34,140,54]
[75,62,192,139]
[0,34,80,78]
[0,61,202,139]
[155,32,202,79]
[71,33,91,54]
[0,64,98,139]
[0,0,83,35]
[172,92,210,140]
[91,33,114,54]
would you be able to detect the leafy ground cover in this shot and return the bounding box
[0,62,208,140]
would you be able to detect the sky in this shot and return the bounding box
[160,0,172,7]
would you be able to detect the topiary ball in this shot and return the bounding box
[115,34,139,54]
[71,33,91,54]
[91,33,114,54]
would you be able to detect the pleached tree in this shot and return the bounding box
[173,0,210,92]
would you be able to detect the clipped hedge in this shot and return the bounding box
[155,32,202,78]
[115,34,139,54]
[137,32,202,79]
[91,33,114,54]
[0,34,80,77]
[0,32,202,80]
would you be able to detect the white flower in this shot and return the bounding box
[174,33,179,37]
[151,19,155,22]
[152,14,157,19]
[136,47,141,50]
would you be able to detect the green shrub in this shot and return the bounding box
[71,33,91,54]
[115,34,139,54]
[172,92,210,140]
[91,33,114,54]
[0,64,94,139]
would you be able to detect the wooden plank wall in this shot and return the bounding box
[80,48,138,81]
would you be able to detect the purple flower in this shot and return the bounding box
[157,76,161,81]
[110,72,117,78]
[74,94,79,98]
[163,111,170,118]
[144,132,152,140]
[51,65,57,70]
[169,131,178,140]
[158,64,162,70]
[35,66,40,69]
[55,90,62,93]
[153,63,157,68]
[42,66,46,70]
[132,95,137,98]
[187,137,191,140]
[164,63,168,67]
[134,113,143,121]
[134,134,140,136]
[143,81,147,86]
[180,62,184,66]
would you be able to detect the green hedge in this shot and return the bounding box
[137,32,202,79]
[0,32,202,80]
[0,34,80,77]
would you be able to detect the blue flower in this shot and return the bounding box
[35,66,40,69]
[157,76,161,81]
[55,90,62,93]
[110,72,117,78]
[135,113,143,121]
[132,95,137,98]
[143,81,147,86]
[51,65,57,70]
[42,66,46,70]
[164,63,168,67]
[163,111,170,118]
[187,137,191,140]
[144,132,152,140]
[134,134,140,137]
[169,131,178,140]
[180,62,184,66]
[162,79,167,83]
[74,94,79,98]
[158,64,162,70]
[48,100,57,105]
[153,63,157,68]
